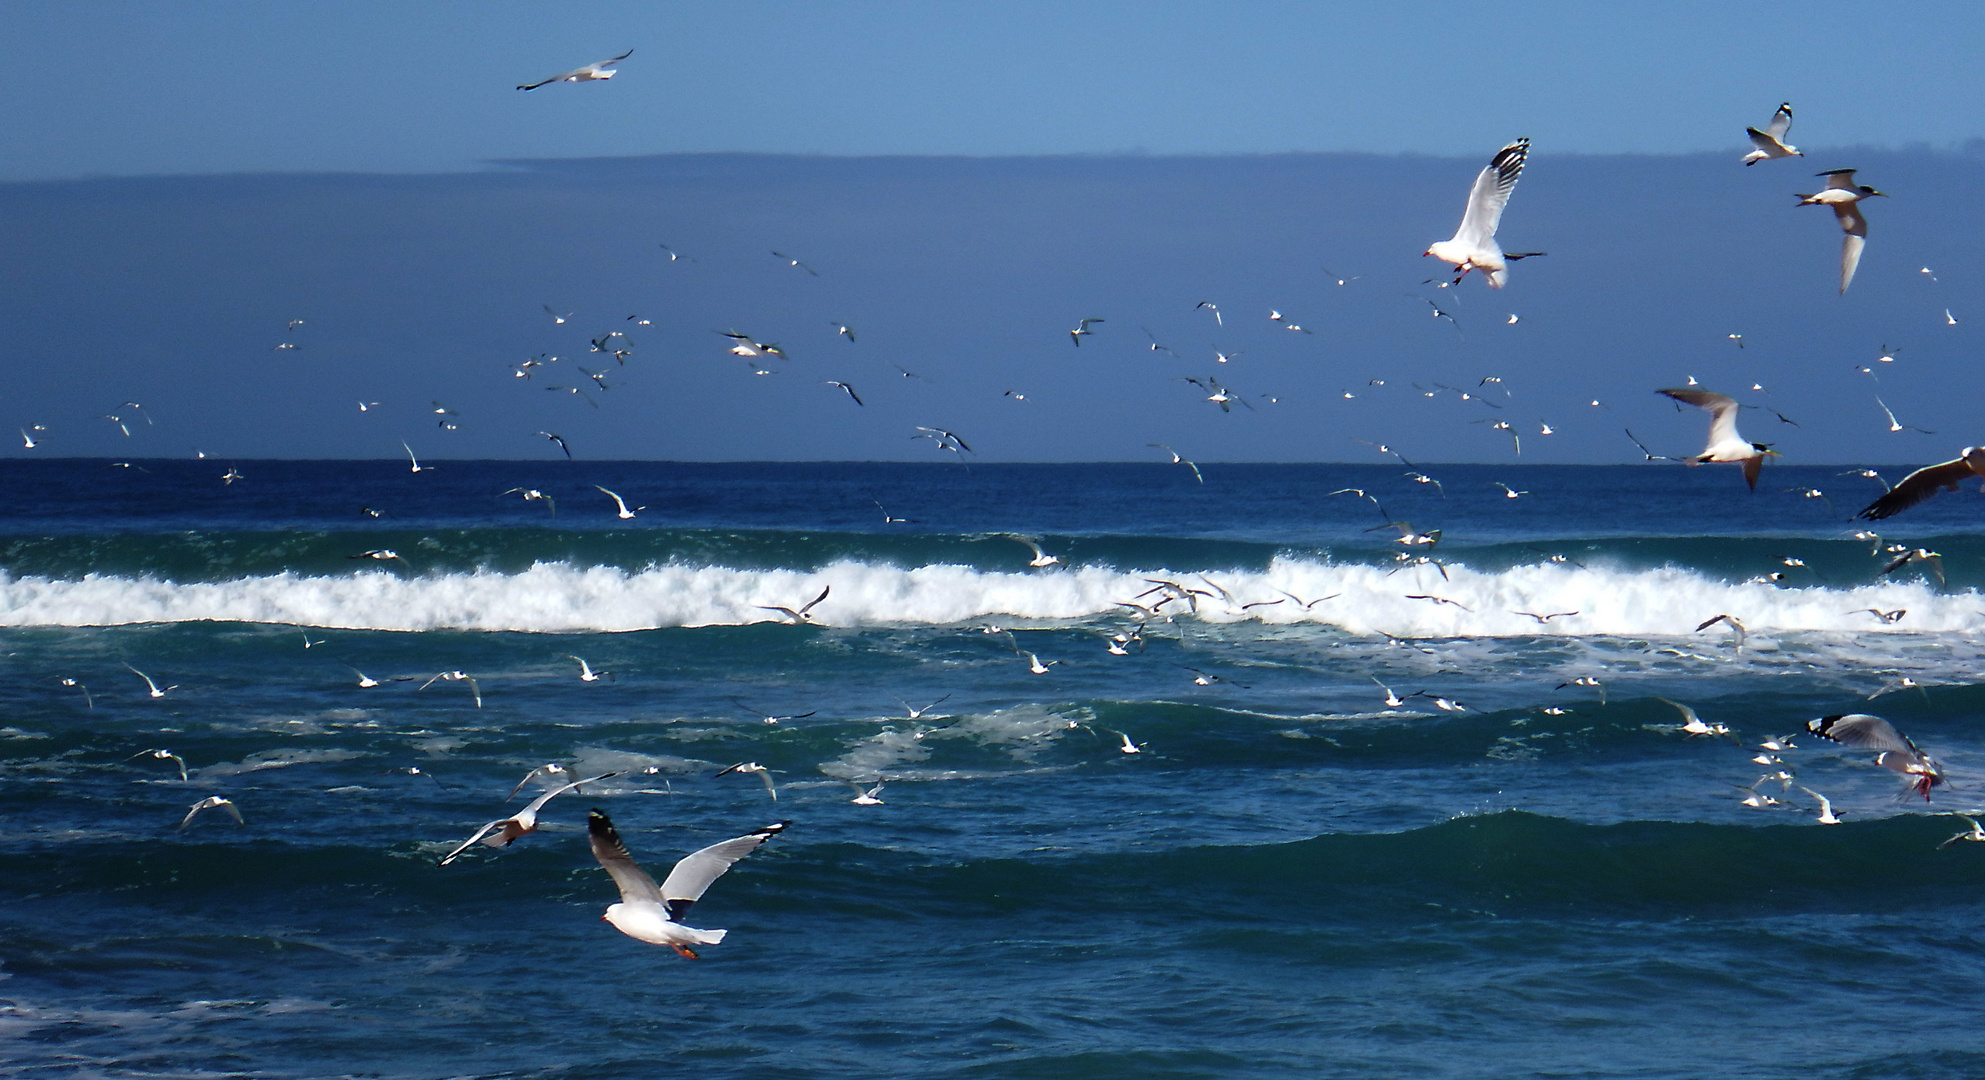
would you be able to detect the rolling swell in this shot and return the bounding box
[9,812,1979,928]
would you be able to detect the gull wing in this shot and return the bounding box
[1453,139,1529,249]
[1836,202,1868,293]
[659,821,788,922]
[1807,713,1921,756]
[797,586,831,616]
[588,810,663,904]
[1657,388,1741,451]
[1763,102,1793,140]
[438,820,506,865]
[520,772,616,817]
[1858,453,1985,520]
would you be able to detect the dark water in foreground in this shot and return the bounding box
[4,460,1984,1079]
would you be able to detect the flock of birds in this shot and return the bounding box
[52,54,1985,954]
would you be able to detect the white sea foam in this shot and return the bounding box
[0,559,1975,636]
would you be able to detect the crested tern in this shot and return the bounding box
[1796,169,1886,293]
[1657,388,1777,489]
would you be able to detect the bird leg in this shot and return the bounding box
[670,943,702,960]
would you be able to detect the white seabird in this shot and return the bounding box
[1805,712,1944,800]
[588,810,786,958]
[437,771,616,865]
[1424,138,1534,289]
[179,796,243,830]
[518,49,633,91]
[755,585,830,624]
[594,485,642,520]
[714,761,779,801]
[1855,448,1985,520]
[1741,102,1801,165]
[848,780,885,805]
[1796,169,1886,294]
[1657,388,1778,490]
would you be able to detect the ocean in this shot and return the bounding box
[4,458,1985,1080]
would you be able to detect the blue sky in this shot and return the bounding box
[6,1,1984,180]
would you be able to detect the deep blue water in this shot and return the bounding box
[3,460,1985,1079]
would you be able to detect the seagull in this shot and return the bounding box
[756,585,830,624]
[1657,388,1778,490]
[1069,318,1105,346]
[1181,376,1252,412]
[1880,548,1944,585]
[1872,395,1931,435]
[1555,675,1606,704]
[872,498,910,524]
[730,699,817,725]
[720,331,786,361]
[339,662,381,688]
[1513,610,1578,624]
[566,655,613,682]
[830,321,856,342]
[848,780,885,805]
[350,549,402,561]
[61,677,93,709]
[594,485,642,519]
[713,762,778,801]
[1797,786,1842,825]
[588,810,785,958]
[889,693,951,720]
[766,249,813,273]
[1741,102,1801,165]
[19,428,36,449]
[1194,301,1222,327]
[1371,677,1405,708]
[1806,713,1944,799]
[125,663,175,699]
[501,487,556,517]
[418,670,482,708]
[1424,138,1532,288]
[518,49,633,91]
[1658,697,1731,738]
[1006,535,1060,568]
[401,442,433,473]
[437,772,617,865]
[1857,608,1907,624]
[825,381,863,406]
[1368,521,1441,548]
[1116,731,1145,754]
[1022,651,1059,675]
[1148,444,1204,483]
[179,796,243,830]
[1855,448,1985,520]
[1274,589,1338,610]
[1939,815,1985,849]
[132,748,188,781]
[1493,482,1529,499]
[1696,613,1747,647]
[1796,169,1887,294]
[535,431,572,459]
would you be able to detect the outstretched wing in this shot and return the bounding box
[1857,453,1985,520]
[1806,713,1920,755]
[1763,102,1793,140]
[1454,139,1529,249]
[1657,388,1741,450]
[521,772,617,816]
[659,822,788,922]
[588,810,663,904]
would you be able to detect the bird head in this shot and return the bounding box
[1751,443,1781,456]
[1861,186,1888,197]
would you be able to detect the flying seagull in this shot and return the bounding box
[713,762,778,801]
[756,585,830,624]
[437,772,616,865]
[1797,169,1886,294]
[1657,388,1778,490]
[1424,138,1534,288]
[1855,448,1985,520]
[594,485,642,519]
[534,431,572,459]
[825,381,863,406]
[518,49,633,91]
[588,810,786,958]
[179,796,244,830]
[1806,713,1944,800]
[1741,102,1801,165]
[1069,318,1105,346]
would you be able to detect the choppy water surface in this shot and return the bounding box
[4,460,1985,1079]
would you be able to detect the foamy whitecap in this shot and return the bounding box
[0,559,1974,636]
